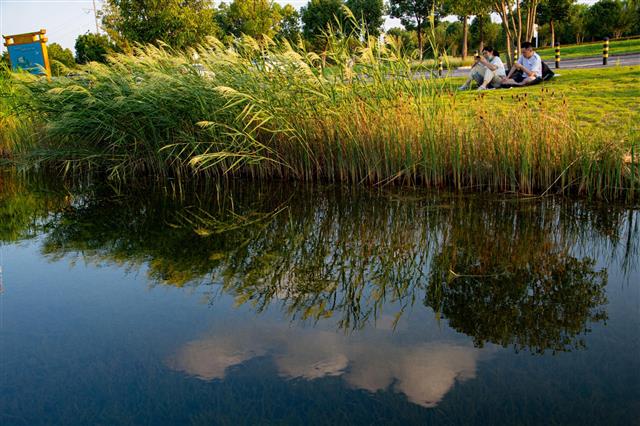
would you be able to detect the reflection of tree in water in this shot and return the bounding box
[0,171,71,242]
[6,175,637,353]
[425,201,609,354]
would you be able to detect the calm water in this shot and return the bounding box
[1,172,639,425]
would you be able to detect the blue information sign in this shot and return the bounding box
[7,41,47,74]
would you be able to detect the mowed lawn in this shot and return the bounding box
[536,38,640,60]
[450,66,640,136]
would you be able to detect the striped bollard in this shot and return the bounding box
[438,56,443,77]
[513,48,519,63]
[555,42,560,69]
[603,37,609,66]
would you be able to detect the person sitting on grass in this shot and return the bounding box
[458,47,506,91]
[501,42,542,86]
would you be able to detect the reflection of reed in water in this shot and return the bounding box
[25,181,638,353]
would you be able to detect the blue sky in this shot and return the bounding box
[1,0,597,55]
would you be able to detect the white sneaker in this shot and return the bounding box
[477,86,487,91]
[458,85,469,91]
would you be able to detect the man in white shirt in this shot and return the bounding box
[502,42,542,86]
[459,46,506,91]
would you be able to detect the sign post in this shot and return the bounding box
[3,29,51,78]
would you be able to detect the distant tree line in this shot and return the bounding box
[1,0,638,74]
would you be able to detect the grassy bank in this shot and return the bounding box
[1,36,638,199]
[537,37,640,60]
[452,66,640,127]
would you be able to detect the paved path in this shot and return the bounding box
[541,53,640,69]
[448,53,640,77]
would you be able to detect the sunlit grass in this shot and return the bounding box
[450,66,640,126]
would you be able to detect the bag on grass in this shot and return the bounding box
[541,61,555,81]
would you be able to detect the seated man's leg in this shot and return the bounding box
[518,76,543,86]
[501,71,525,86]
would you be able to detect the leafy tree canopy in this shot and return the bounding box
[389,0,440,32]
[345,0,386,36]
[222,0,282,39]
[75,33,116,64]
[389,0,441,57]
[442,0,489,18]
[538,0,574,24]
[586,0,622,38]
[101,0,220,50]
[301,0,347,45]
[274,4,302,43]
[47,43,76,76]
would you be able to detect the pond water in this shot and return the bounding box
[0,171,638,425]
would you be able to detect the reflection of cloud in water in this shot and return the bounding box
[345,344,477,407]
[273,331,349,379]
[167,332,268,380]
[168,323,483,408]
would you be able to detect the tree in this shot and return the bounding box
[619,0,640,36]
[389,0,440,59]
[565,3,589,43]
[469,14,501,51]
[101,0,220,50]
[385,27,418,55]
[301,0,347,49]
[443,0,488,60]
[216,0,300,43]
[274,4,302,43]
[75,33,116,64]
[345,0,385,36]
[537,0,574,47]
[47,43,76,76]
[585,0,626,39]
[220,0,282,40]
[524,0,543,43]
[442,21,463,56]
[493,0,541,66]
[632,0,640,34]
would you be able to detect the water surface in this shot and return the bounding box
[1,172,638,425]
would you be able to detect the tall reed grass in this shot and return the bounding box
[1,29,637,198]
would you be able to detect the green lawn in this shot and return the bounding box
[536,38,640,61]
[450,65,640,132]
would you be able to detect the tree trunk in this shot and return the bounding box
[505,31,512,67]
[516,1,523,50]
[478,15,485,51]
[494,1,514,68]
[417,19,423,60]
[550,19,555,47]
[462,16,468,60]
[525,1,539,42]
